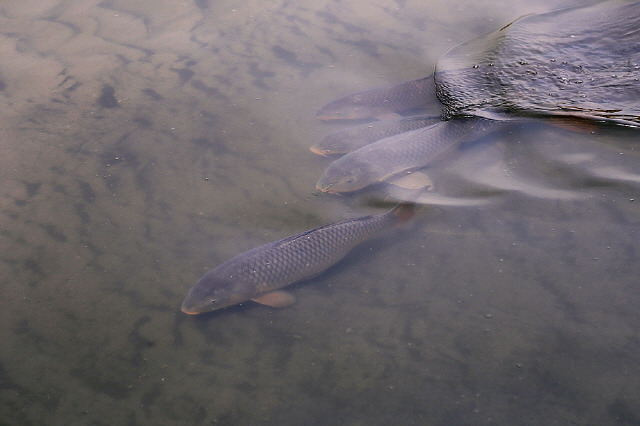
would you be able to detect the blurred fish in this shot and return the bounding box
[181,202,415,314]
[311,115,441,156]
[316,76,439,120]
[317,117,496,193]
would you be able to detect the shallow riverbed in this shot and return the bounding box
[1,0,639,424]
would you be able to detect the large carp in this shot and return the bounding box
[315,0,640,194]
[182,202,414,314]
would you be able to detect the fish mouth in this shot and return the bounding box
[181,306,201,315]
[316,181,340,194]
[181,301,205,315]
[309,145,330,156]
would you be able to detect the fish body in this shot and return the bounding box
[316,117,496,193]
[181,203,414,314]
[315,76,438,120]
[311,115,441,156]
[313,2,640,196]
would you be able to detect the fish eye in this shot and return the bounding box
[209,299,217,304]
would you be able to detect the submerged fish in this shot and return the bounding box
[316,117,497,193]
[311,115,441,156]
[315,76,438,120]
[313,1,640,196]
[318,2,640,127]
[181,202,415,314]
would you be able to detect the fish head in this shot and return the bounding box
[316,161,380,193]
[309,144,333,156]
[310,137,348,156]
[181,269,257,314]
[311,130,357,156]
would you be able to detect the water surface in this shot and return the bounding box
[1,0,639,424]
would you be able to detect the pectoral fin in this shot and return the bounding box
[388,171,433,189]
[252,290,296,308]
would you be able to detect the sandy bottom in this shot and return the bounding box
[1,0,639,424]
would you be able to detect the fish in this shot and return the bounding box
[315,76,438,120]
[181,202,415,314]
[310,115,441,156]
[316,117,496,193]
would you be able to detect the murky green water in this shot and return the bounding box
[1,0,639,425]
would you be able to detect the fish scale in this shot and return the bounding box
[315,76,437,120]
[229,215,388,285]
[181,203,413,314]
[311,115,442,156]
[316,117,495,193]
[314,1,640,195]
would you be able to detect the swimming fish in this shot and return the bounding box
[316,117,496,193]
[311,115,441,156]
[181,202,415,314]
[315,76,438,120]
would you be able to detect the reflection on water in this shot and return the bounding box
[1,0,639,424]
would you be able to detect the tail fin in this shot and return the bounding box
[391,201,416,226]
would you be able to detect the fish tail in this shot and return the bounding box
[391,201,416,226]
